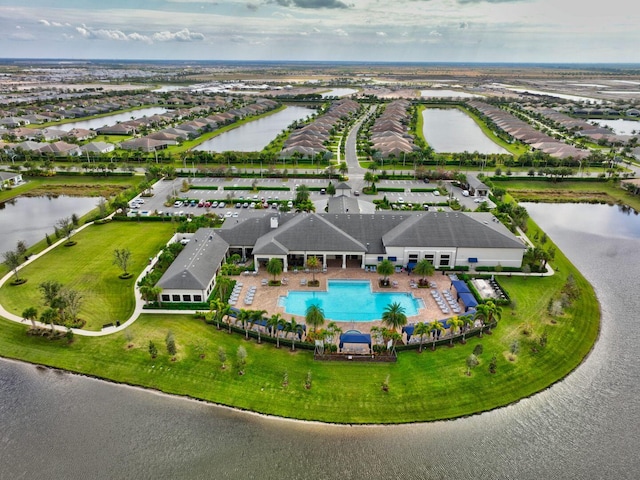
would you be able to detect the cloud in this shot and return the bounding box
[334,28,349,36]
[459,22,469,29]
[376,31,387,37]
[75,25,204,44]
[246,3,259,11]
[429,30,442,36]
[457,0,525,3]
[152,28,205,42]
[38,19,50,27]
[269,0,349,8]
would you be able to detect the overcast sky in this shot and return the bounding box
[1,0,638,63]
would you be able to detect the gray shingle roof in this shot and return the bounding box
[157,229,228,290]
[382,212,524,249]
[252,214,367,254]
[216,211,524,257]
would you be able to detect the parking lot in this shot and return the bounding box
[127,176,490,220]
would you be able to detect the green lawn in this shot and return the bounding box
[0,221,174,330]
[0,218,600,423]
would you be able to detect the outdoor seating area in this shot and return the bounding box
[430,289,461,315]
[228,281,243,305]
[244,285,257,305]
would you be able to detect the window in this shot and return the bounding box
[183,294,191,302]
[161,294,170,302]
[424,254,435,262]
[172,294,180,302]
[408,254,419,262]
[440,255,450,267]
[194,295,202,302]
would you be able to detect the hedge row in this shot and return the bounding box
[188,186,219,190]
[410,188,438,193]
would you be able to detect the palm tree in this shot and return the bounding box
[248,309,267,341]
[22,307,38,328]
[267,313,285,348]
[413,321,429,353]
[459,315,473,343]
[428,319,445,351]
[448,316,463,346]
[381,302,407,332]
[306,256,320,283]
[474,300,502,335]
[413,259,435,286]
[295,184,310,203]
[266,258,283,283]
[305,303,325,334]
[40,307,58,335]
[324,321,342,349]
[236,309,252,337]
[286,318,302,351]
[377,259,394,287]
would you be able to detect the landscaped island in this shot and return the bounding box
[0,217,599,424]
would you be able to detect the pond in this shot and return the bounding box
[193,106,315,152]
[56,107,168,132]
[587,118,640,135]
[0,195,100,252]
[421,108,509,154]
[420,89,482,98]
[502,86,603,104]
[321,88,358,98]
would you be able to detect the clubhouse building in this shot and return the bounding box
[156,211,526,304]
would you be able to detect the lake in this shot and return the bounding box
[56,107,168,132]
[193,106,315,152]
[587,118,640,135]
[420,89,482,98]
[0,195,100,252]
[1,202,640,479]
[321,88,358,98]
[422,108,509,154]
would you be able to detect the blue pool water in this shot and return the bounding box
[278,280,424,322]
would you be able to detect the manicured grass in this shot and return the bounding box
[0,222,174,330]
[0,218,599,422]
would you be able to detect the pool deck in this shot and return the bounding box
[232,268,462,335]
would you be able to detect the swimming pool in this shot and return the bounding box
[278,280,424,322]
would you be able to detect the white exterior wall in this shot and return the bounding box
[457,247,524,268]
[160,288,207,303]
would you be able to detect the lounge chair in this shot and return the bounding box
[300,278,307,286]
[261,279,268,286]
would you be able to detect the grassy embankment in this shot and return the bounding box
[0,175,139,204]
[495,179,640,211]
[0,217,599,423]
[0,222,175,330]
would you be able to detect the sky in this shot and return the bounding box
[0,0,638,63]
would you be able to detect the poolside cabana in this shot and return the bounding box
[339,330,371,353]
[458,292,478,311]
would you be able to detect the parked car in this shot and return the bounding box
[218,202,226,208]
[433,191,440,196]
[211,201,219,208]
[462,190,470,197]
[173,201,183,208]
[354,190,360,196]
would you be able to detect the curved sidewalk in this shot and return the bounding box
[0,217,174,337]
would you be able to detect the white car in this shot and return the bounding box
[232,212,239,218]
[433,191,440,196]
[224,211,233,218]
[398,197,405,204]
